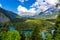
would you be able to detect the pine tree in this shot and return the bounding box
[27,32,31,40]
[31,26,42,40]
[20,32,26,40]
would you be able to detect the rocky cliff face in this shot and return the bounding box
[0,12,10,24]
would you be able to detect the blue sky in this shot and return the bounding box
[0,0,36,13]
[0,0,59,16]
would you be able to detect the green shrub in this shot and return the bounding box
[0,30,21,40]
[0,31,6,40]
[6,30,21,40]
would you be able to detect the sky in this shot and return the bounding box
[0,0,36,13]
[0,0,59,16]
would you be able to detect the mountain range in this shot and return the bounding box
[0,7,59,24]
[23,7,59,19]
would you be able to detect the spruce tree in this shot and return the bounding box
[31,26,42,40]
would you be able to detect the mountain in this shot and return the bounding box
[35,11,58,19]
[0,8,20,19]
[0,7,59,24]
[19,6,59,19]
[0,12,9,24]
[30,7,59,19]
[0,8,20,24]
[23,11,59,19]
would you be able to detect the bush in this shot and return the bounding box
[6,30,21,40]
[0,31,6,40]
[0,30,21,40]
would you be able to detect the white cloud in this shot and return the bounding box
[19,0,28,3]
[17,5,37,16]
[46,0,58,5]
[17,5,28,12]
[31,0,58,8]
[0,4,2,7]
[17,5,36,13]
[17,0,59,16]
[40,6,48,11]
[28,8,36,13]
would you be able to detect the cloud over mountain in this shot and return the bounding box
[17,0,59,17]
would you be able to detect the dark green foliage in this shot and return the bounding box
[53,30,60,40]
[20,32,26,40]
[0,30,21,40]
[27,32,31,40]
[0,31,6,40]
[1,21,12,32]
[31,26,42,40]
[6,30,21,40]
[53,11,60,40]
[46,34,53,40]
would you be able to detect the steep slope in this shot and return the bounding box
[0,8,19,24]
[0,12,9,24]
[0,8,19,20]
